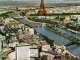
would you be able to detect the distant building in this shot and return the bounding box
[38,16,45,19]
[23,31,30,38]
[18,29,22,34]
[64,16,70,24]
[77,19,80,25]
[55,45,66,55]
[46,16,55,20]
[0,25,4,32]
[4,18,11,24]
[42,45,51,51]
[40,52,55,60]
[70,15,78,20]
[8,51,15,60]
[0,34,5,50]
[7,43,40,60]
[18,24,24,29]
[29,28,34,35]
[77,16,80,25]
[19,33,23,39]
[71,15,80,25]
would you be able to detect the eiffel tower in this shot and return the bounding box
[37,0,48,16]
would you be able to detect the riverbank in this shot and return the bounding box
[10,15,80,58]
[54,43,78,59]
[27,16,80,36]
[24,17,79,58]
[67,28,80,34]
[61,26,80,35]
[45,26,80,44]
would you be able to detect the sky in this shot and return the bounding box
[0,0,80,3]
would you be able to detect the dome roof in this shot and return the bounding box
[8,51,15,60]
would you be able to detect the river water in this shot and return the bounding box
[15,18,80,57]
[54,27,80,40]
[34,27,80,57]
[10,12,80,57]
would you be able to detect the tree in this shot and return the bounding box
[20,12,26,17]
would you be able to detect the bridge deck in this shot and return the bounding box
[65,42,80,47]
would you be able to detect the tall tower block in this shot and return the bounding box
[37,0,48,16]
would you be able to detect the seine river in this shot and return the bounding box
[10,13,80,57]
[16,18,80,57]
[54,27,80,40]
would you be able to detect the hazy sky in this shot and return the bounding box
[0,0,80,3]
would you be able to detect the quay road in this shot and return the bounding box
[10,13,80,57]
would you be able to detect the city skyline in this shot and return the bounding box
[0,0,80,3]
[0,0,80,59]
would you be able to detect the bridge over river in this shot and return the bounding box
[12,16,46,27]
[10,13,80,57]
[17,18,46,27]
[65,41,80,47]
[53,27,80,47]
[15,17,80,46]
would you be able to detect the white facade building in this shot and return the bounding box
[77,15,80,24]
[8,51,15,60]
[42,45,51,51]
[38,16,45,19]
[77,19,80,25]
[18,29,22,34]
[70,15,80,25]
[64,16,70,23]
[29,28,34,35]
[4,18,11,24]
[0,35,5,51]
[0,26,4,32]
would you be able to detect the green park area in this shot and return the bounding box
[30,12,80,16]
[0,11,14,36]
[0,11,13,19]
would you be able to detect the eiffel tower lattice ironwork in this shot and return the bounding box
[37,0,48,16]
